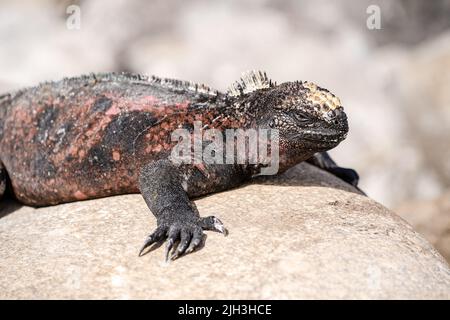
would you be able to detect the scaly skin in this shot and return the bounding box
[0,71,359,261]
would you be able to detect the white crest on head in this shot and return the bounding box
[227,70,275,97]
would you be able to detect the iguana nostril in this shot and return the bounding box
[334,107,344,117]
[327,110,336,119]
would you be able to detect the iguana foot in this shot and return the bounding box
[327,167,359,187]
[138,216,228,261]
[306,152,361,187]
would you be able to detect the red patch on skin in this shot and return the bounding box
[112,150,121,161]
[129,96,160,112]
[2,81,240,205]
[70,148,78,157]
[176,101,190,110]
[74,190,88,200]
[105,103,121,116]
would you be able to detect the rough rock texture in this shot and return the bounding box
[1,163,449,299]
[396,190,450,264]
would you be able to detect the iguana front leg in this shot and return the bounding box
[306,151,360,188]
[138,159,228,261]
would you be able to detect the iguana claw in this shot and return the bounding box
[139,215,227,261]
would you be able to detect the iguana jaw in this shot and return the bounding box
[295,107,349,150]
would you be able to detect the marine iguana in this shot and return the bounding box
[0,71,359,261]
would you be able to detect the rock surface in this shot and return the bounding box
[396,190,450,264]
[1,163,449,299]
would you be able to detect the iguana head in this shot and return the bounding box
[227,70,349,167]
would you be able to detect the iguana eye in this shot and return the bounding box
[291,112,310,122]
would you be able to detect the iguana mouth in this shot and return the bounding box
[290,129,346,144]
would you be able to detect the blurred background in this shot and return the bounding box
[0,0,449,260]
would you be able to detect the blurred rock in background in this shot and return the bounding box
[396,190,450,262]
[0,0,448,258]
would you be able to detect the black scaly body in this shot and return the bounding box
[0,70,360,260]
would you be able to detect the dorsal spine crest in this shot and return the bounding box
[227,70,275,97]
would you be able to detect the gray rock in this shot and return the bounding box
[0,163,449,299]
